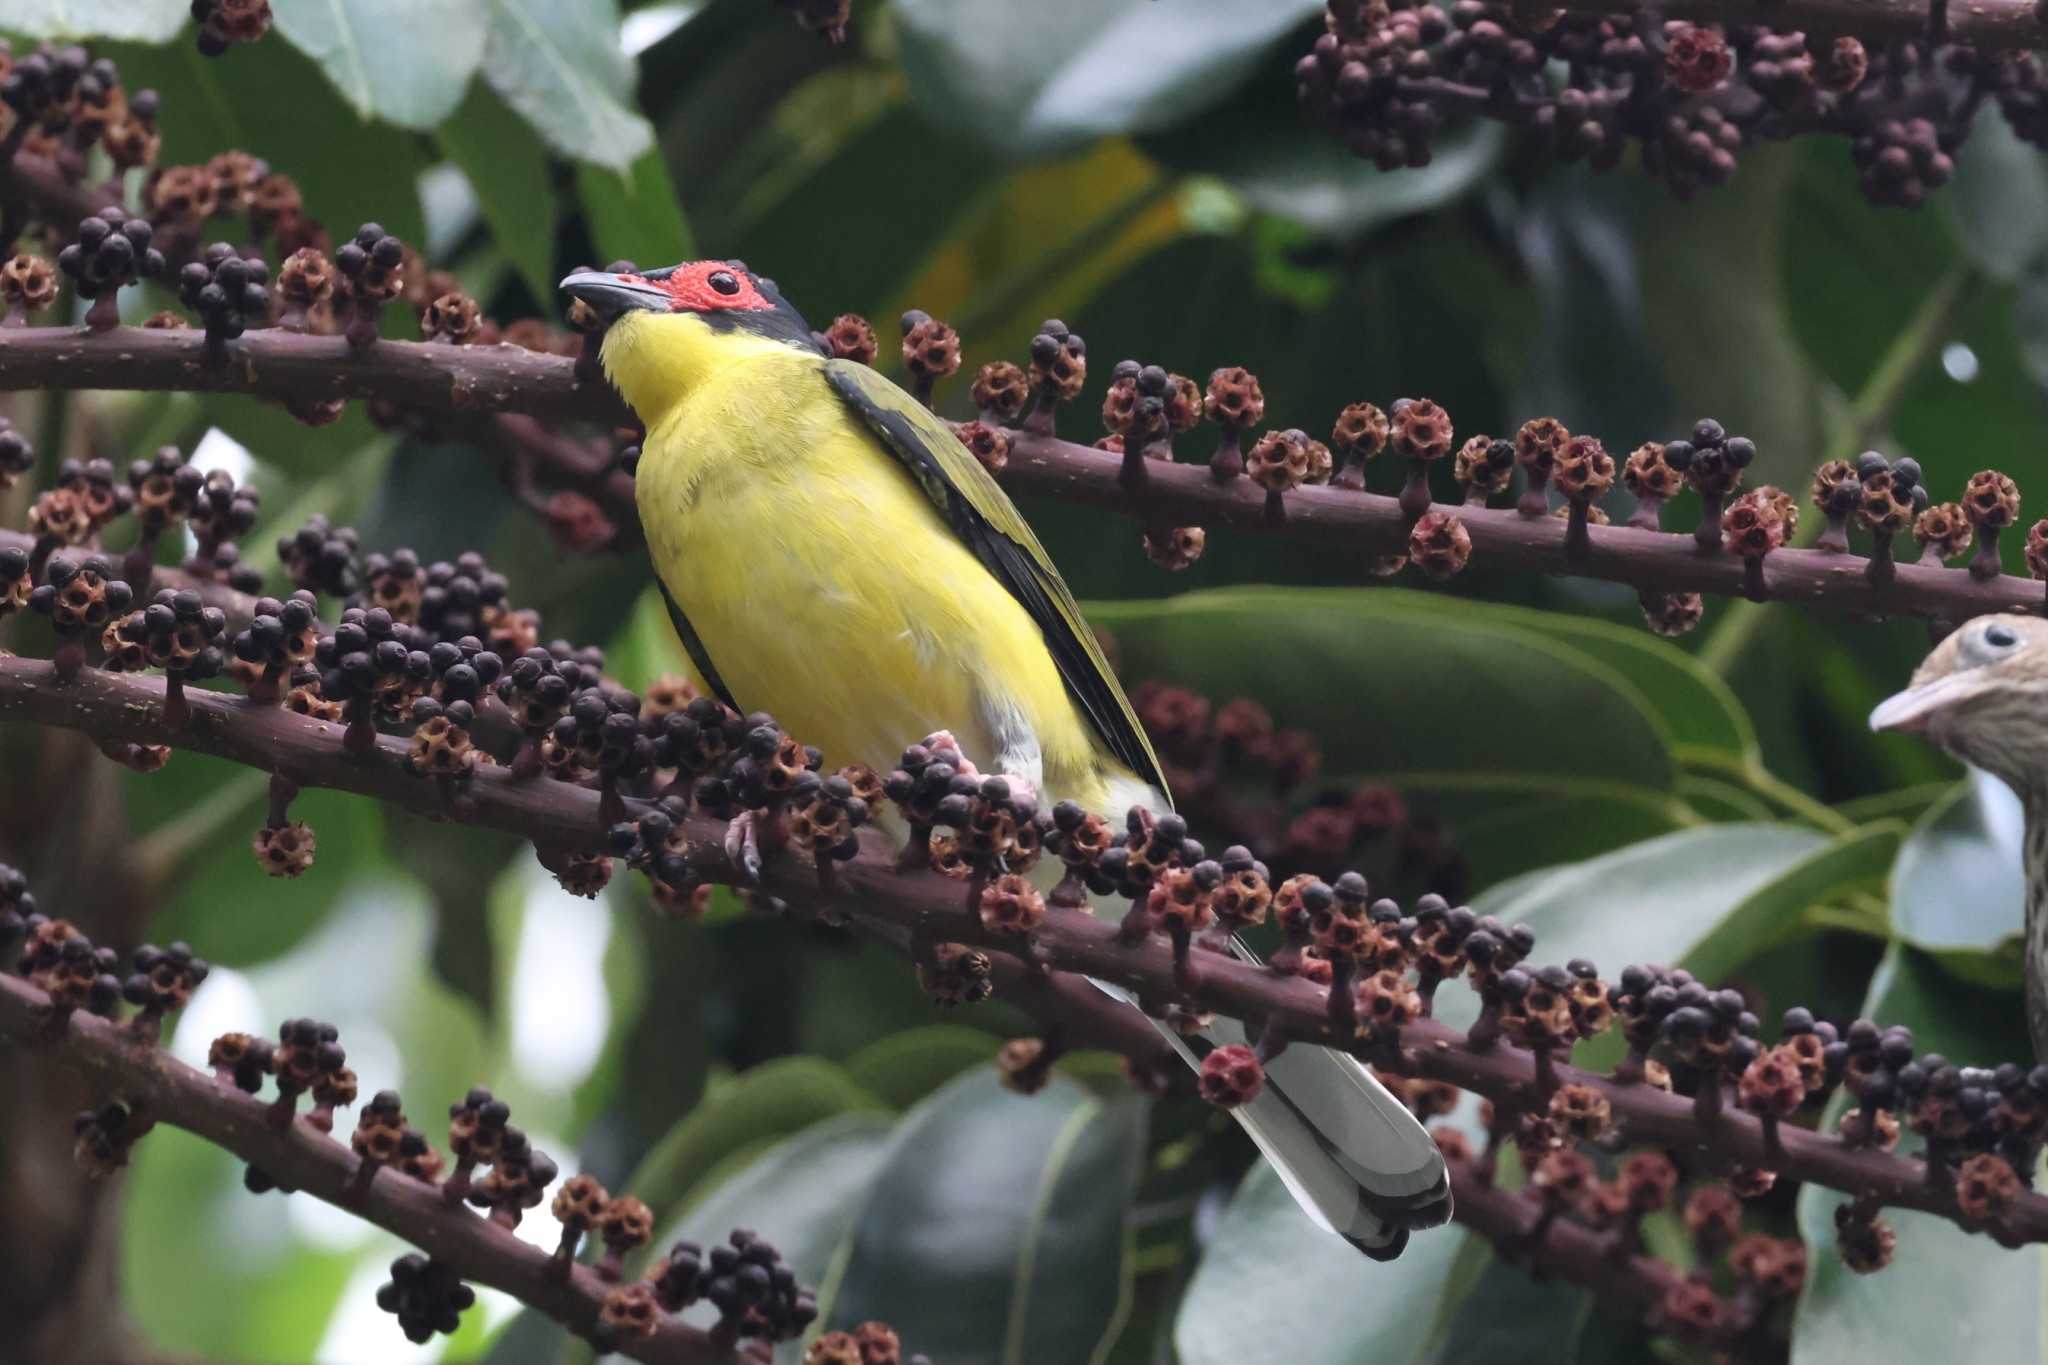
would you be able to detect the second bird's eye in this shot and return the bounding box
[1985,623,2020,649]
[708,270,740,296]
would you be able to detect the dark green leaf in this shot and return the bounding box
[271,0,486,130]
[482,0,652,171]
[621,1058,885,1232]
[1509,609,1755,761]
[1421,1255,1590,1363]
[577,148,695,270]
[844,1024,1005,1110]
[437,82,560,305]
[824,1069,1147,1365]
[1890,774,2024,957]
[1459,824,1832,1028]
[1680,822,1901,985]
[658,1112,898,1353]
[1089,586,1681,791]
[1175,1162,1471,1363]
[893,0,1321,157]
[1792,947,2038,1362]
[1946,106,2048,284]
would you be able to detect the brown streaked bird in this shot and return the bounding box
[1871,614,2048,1058]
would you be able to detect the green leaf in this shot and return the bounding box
[482,0,653,171]
[140,765,388,967]
[436,82,559,305]
[577,148,696,270]
[1175,1162,1471,1363]
[6,0,185,41]
[620,1058,885,1232]
[1088,586,1681,791]
[1421,1255,1591,1363]
[1508,610,1756,762]
[1946,105,2048,284]
[1791,947,2038,1363]
[656,1114,899,1355]
[1461,824,1833,1025]
[1890,773,2025,957]
[844,1024,1005,1110]
[824,1069,1147,1365]
[270,0,486,130]
[1681,822,1902,985]
[893,0,1322,157]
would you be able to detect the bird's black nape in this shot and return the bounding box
[703,265,825,354]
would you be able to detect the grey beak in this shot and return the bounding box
[1869,674,1973,734]
[559,270,669,322]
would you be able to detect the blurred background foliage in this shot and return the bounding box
[7,0,2048,1360]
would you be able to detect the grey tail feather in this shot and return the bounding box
[1090,965,1451,1258]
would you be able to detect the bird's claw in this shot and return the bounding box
[725,810,763,883]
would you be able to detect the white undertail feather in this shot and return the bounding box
[1054,779,1451,1258]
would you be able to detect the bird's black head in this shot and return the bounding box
[559,260,821,353]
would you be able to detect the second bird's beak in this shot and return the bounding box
[1869,672,1975,734]
[559,270,669,323]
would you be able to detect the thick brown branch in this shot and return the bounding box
[1,656,2040,1245]
[1545,0,2048,49]
[0,971,724,1365]
[0,326,2035,626]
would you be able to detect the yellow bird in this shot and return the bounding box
[562,260,1449,1257]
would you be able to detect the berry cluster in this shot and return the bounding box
[1293,0,2045,210]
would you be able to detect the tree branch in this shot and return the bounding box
[1,656,2039,1248]
[0,326,2033,628]
[0,970,727,1365]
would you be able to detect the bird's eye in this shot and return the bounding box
[707,270,740,296]
[1985,622,2020,649]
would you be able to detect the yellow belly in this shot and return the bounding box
[634,351,1110,802]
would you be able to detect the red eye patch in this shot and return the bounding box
[623,262,775,314]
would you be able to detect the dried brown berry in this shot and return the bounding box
[1666,24,1733,92]
[1547,1083,1611,1140]
[1623,442,1683,501]
[951,420,1010,475]
[822,313,876,365]
[1683,1184,1743,1251]
[972,361,1030,420]
[900,310,960,394]
[1390,398,1453,462]
[1552,435,1615,502]
[253,821,316,877]
[1454,435,1514,502]
[0,254,58,322]
[1197,1044,1264,1108]
[1407,510,1471,579]
[1658,1279,1728,1338]
[598,1281,661,1342]
[1640,592,1704,637]
[917,942,993,1007]
[1205,367,1265,432]
[1956,1152,2022,1221]
[420,292,481,344]
[1246,429,1311,494]
[1916,501,1972,562]
[1964,469,2021,530]
[997,1037,1055,1095]
[1816,35,1868,92]
[1835,1204,1896,1273]
[979,874,1045,936]
[1142,525,1206,571]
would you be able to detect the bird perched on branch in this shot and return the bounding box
[1873,615,2048,1058]
[561,260,1449,1257]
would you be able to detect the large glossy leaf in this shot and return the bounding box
[7,0,185,41]
[1947,106,2048,284]
[1508,610,1755,761]
[482,0,653,171]
[621,1058,885,1230]
[824,1069,1147,1365]
[659,1113,899,1361]
[436,82,559,305]
[271,0,486,130]
[1454,825,1834,1032]
[1890,772,2025,957]
[893,0,1322,157]
[1680,822,1901,985]
[1421,1255,1590,1363]
[577,149,696,272]
[844,1024,1005,1110]
[1089,587,1680,791]
[1792,947,2038,1363]
[1175,1162,1471,1363]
